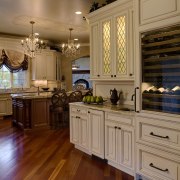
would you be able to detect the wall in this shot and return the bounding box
[61,45,90,91]
[93,81,134,105]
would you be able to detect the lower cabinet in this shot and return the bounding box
[105,112,134,176]
[0,94,12,116]
[12,97,51,129]
[70,104,104,158]
[136,115,180,180]
[70,105,89,153]
[88,109,104,158]
[136,144,180,180]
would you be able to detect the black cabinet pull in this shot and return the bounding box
[118,127,121,130]
[111,75,113,77]
[129,73,133,76]
[149,163,168,172]
[97,75,100,77]
[135,87,139,113]
[114,75,116,77]
[76,116,80,119]
[150,132,169,139]
[114,126,117,129]
[88,111,90,113]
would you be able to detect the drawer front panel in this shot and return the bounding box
[71,106,87,115]
[141,123,179,147]
[142,151,178,180]
[137,117,180,151]
[105,112,133,126]
[137,145,179,180]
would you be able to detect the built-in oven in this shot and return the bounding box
[141,24,180,115]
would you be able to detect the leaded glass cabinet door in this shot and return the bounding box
[100,18,113,78]
[114,12,128,78]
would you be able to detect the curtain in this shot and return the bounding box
[0,49,29,73]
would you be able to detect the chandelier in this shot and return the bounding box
[62,28,80,57]
[21,21,44,57]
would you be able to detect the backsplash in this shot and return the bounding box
[93,81,135,105]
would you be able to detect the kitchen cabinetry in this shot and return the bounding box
[0,94,12,116]
[136,115,180,180]
[105,112,134,176]
[88,0,134,81]
[88,109,104,158]
[12,96,51,129]
[70,104,104,158]
[32,50,61,80]
[135,0,180,27]
[70,105,89,152]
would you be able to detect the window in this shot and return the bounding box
[0,65,30,89]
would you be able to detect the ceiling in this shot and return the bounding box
[0,0,106,44]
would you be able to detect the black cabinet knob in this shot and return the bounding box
[111,75,113,77]
[129,73,133,76]
[114,75,116,77]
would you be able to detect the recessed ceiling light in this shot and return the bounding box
[75,11,82,15]
[35,33,39,36]
[74,38,78,41]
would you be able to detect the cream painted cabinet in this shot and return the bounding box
[136,115,180,180]
[90,22,101,79]
[32,50,59,80]
[88,0,134,81]
[70,104,104,158]
[0,94,12,116]
[136,0,180,26]
[70,105,89,152]
[88,109,104,158]
[105,112,134,176]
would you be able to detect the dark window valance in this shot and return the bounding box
[0,49,29,73]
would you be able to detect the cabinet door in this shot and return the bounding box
[0,98,7,115]
[105,120,117,162]
[79,117,89,150]
[113,10,134,80]
[46,53,56,80]
[138,0,180,25]
[31,99,48,127]
[100,17,113,79]
[6,98,12,115]
[90,22,101,79]
[32,53,46,80]
[120,126,134,169]
[70,115,79,144]
[89,109,104,158]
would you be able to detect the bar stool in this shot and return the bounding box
[50,91,69,129]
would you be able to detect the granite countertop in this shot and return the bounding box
[69,102,135,116]
[11,92,52,99]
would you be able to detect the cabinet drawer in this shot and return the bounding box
[137,145,180,180]
[105,112,133,126]
[70,106,87,115]
[137,117,180,151]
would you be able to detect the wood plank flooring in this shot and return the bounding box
[0,117,134,180]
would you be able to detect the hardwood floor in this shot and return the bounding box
[0,117,134,180]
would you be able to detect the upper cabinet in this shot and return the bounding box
[87,0,134,81]
[135,0,180,30]
[32,50,61,80]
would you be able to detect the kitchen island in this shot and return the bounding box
[12,94,52,129]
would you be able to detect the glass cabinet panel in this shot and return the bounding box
[102,20,111,75]
[141,24,180,115]
[116,15,127,75]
